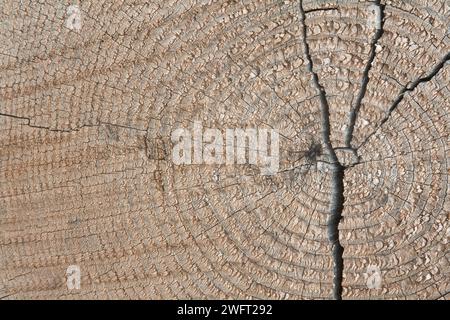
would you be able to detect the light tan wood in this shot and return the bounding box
[0,0,448,299]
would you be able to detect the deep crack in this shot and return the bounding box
[327,164,345,300]
[345,0,385,148]
[357,51,450,150]
[298,0,344,300]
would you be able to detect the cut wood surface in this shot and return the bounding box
[0,0,449,299]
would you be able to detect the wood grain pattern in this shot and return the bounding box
[0,0,449,299]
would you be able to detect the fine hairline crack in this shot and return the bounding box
[0,112,147,133]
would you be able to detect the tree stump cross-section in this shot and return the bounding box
[0,0,449,300]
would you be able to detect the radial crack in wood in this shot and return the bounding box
[0,0,449,300]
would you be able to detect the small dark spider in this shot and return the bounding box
[291,141,322,164]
